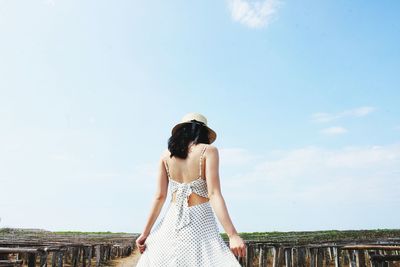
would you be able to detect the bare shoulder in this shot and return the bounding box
[160,148,170,160]
[204,144,219,158]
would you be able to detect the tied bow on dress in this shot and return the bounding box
[174,183,193,231]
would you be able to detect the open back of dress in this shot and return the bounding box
[164,144,210,207]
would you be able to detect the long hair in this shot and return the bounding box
[167,120,211,159]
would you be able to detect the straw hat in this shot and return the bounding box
[171,112,217,144]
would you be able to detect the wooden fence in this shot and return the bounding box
[0,230,137,267]
[0,244,133,267]
[227,241,400,267]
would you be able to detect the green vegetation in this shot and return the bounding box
[220,229,400,244]
[53,231,129,235]
[3,228,399,245]
[0,228,135,239]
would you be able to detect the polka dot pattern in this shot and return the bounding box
[136,201,242,267]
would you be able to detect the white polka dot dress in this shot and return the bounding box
[136,144,242,267]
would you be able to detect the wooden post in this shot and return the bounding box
[348,250,357,267]
[39,251,48,267]
[291,247,296,267]
[316,247,323,267]
[71,247,79,267]
[95,245,101,267]
[28,253,36,267]
[110,246,114,260]
[355,249,366,267]
[65,248,71,264]
[258,245,265,267]
[83,246,91,267]
[87,246,92,267]
[343,250,349,265]
[272,246,284,267]
[297,247,306,267]
[328,247,333,261]
[78,247,82,266]
[333,246,342,267]
[82,247,87,267]
[57,251,64,267]
[101,246,105,263]
[325,247,332,266]
[107,246,111,261]
[103,246,107,262]
[246,243,253,267]
[285,247,292,267]
[51,251,58,267]
[272,246,278,267]
[310,248,316,267]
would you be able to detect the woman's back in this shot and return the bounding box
[164,143,210,206]
[163,143,208,184]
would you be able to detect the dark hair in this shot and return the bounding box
[167,120,211,159]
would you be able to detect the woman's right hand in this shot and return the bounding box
[136,233,148,254]
[229,234,246,258]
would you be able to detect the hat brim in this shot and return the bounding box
[171,122,217,144]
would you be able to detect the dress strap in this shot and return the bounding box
[199,144,208,178]
[163,158,171,179]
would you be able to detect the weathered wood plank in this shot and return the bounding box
[39,251,48,267]
[333,246,341,267]
[27,253,36,267]
[342,245,400,250]
[272,246,284,267]
[348,249,357,267]
[284,248,292,267]
[87,246,92,267]
[0,248,38,254]
[316,247,323,267]
[310,248,316,267]
[51,251,58,267]
[57,251,64,267]
[0,260,23,267]
[246,243,254,267]
[95,246,101,267]
[297,247,306,267]
[258,245,265,267]
[355,249,366,267]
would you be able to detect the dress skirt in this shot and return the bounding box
[136,200,242,267]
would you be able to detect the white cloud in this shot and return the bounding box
[218,143,400,230]
[320,126,348,136]
[220,147,261,165]
[227,0,281,28]
[226,143,400,206]
[311,106,376,123]
[349,106,376,117]
[45,0,56,6]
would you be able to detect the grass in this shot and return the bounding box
[53,231,130,235]
[220,229,400,243]
[3,228,399,245]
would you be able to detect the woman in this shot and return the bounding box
[135,112,246,266]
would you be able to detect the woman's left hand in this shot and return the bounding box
[229,234,246,258]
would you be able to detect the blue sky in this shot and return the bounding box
[0,0,399,233]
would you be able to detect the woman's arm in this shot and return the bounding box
[205,145,246,257]
[140,150,170,236]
